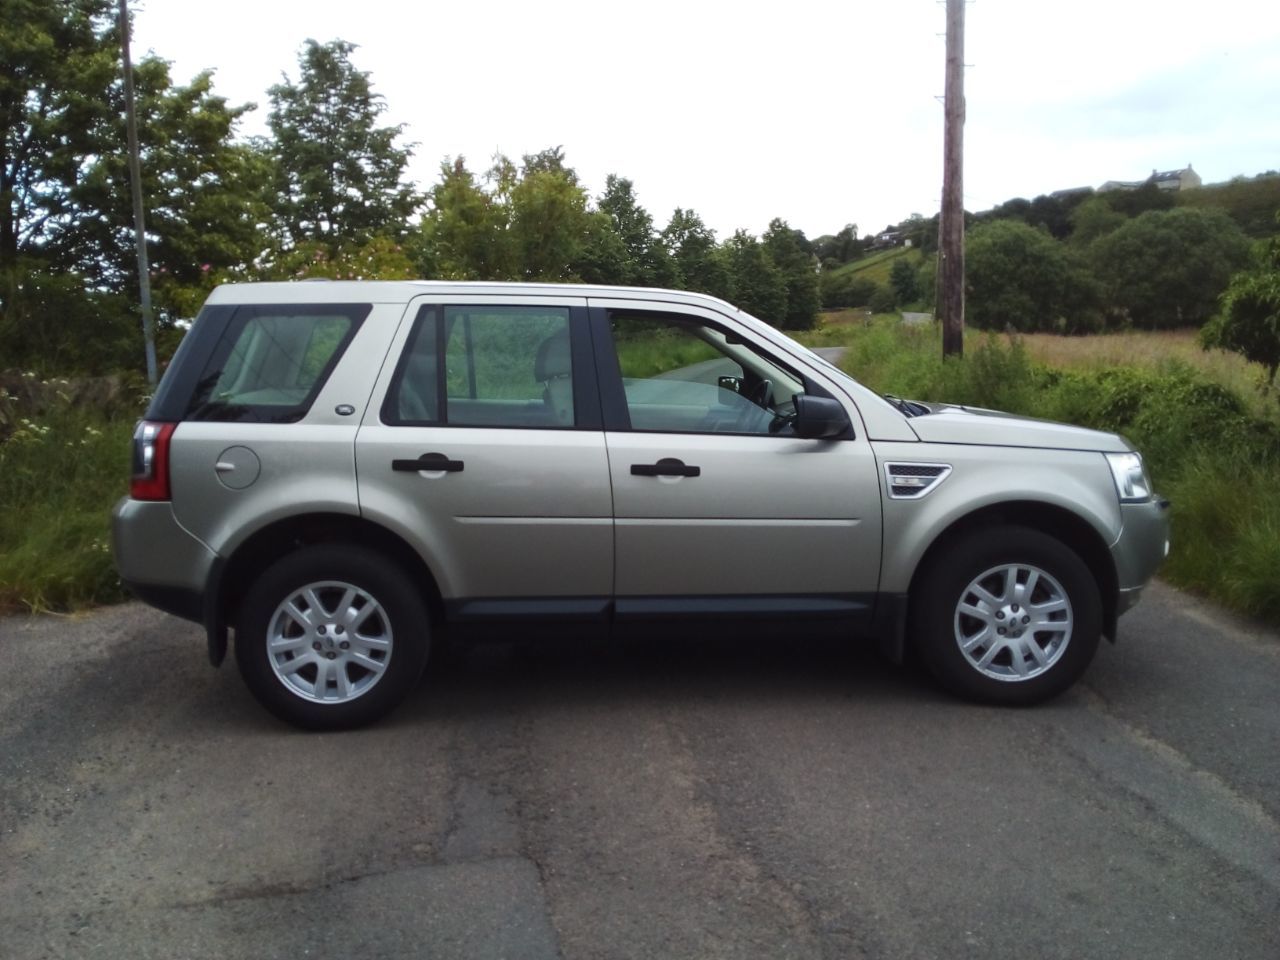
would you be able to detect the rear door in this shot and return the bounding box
[355,295,613,617]
[590,298,883,622]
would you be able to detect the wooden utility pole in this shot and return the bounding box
[119,0,158,386]
[939,0,966,358]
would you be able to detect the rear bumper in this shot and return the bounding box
[111,497,216,625]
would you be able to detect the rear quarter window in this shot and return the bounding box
[185,304,370,423]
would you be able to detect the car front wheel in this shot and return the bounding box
[235,544,430,729]
[912,526,1102,705]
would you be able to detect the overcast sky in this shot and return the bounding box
[132,0,1279,241]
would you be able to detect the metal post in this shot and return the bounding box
[119,0,158,385]
[939,0,966,358]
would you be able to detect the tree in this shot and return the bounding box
[1,0,270,367]
[507,149,590,280]
[268,39,418,248]
[813,224,858,266]
[1068,196,1124,248]
[72,62,271,310]
[722,230,786,324]
[0,0,118,271]
[597,174,673,287]
[417,156,513,280]
[1089,208,1251,328]
[662,208,732,300]
[1201,220,1280,390]
[762,218,820,330]
[966,219,1100,333]
[417,148,593,283]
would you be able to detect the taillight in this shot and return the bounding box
[130,421,177,501]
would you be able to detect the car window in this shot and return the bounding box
[608,310,805,434]
[384,305,576,428]
[186,304,368,423]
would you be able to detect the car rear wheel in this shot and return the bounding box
[235,544,429,729]
[912,526,1101,705]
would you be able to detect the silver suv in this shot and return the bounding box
[112,282,1170,728]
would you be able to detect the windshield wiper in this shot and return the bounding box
[884,394,915,417]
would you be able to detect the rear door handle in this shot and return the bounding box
[393,452,464,473]
[631,458,700,478]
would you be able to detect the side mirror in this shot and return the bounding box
[792,394,851,439]
[717,375,742,399]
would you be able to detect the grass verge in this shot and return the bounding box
[0,401,137,613]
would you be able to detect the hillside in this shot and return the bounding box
[825,246,923,286]
[1177,175,1280,237]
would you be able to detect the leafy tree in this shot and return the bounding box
[72,63,271,309]
[1,0,269,366]
[662,208,732,300]
[268,39,419,248]
[967,219,1100,333]
[1201,221,1280,390]
[597,175,673,287]
[571,211,629,285]
[889,258,920,304]
[722,230,786,323]
[1068,196,1125,247]
[1089,208,1251,328]
[762,218,819,330]
[418,156,513,280]
[264,235,416,282]
[813,224,859,266]
[417,148,592,283]
[507,150,590,280]
[0,0,118,270]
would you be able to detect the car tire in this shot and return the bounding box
[234,544,430,730]
[911,526,1101,705]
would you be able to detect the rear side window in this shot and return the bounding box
[186,304,369,422]
[384,305,576,428]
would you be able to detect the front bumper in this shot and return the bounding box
[1111,495,1172,612]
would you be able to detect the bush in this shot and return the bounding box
[820,271,878,309]
[0,388,140,612]
[868,284,898,314]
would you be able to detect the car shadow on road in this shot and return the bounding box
[390,626,946,725]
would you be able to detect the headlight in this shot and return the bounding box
[1105,452,1152,503]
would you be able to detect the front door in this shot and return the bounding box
[590,299,882,620]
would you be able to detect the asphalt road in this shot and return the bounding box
[1,582,1277,960]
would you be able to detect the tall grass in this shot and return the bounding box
[0,400,137,612]
[812,318,1280,625]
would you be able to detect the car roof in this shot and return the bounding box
[204,280,745,315]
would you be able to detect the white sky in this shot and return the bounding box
[132,0,1280,241]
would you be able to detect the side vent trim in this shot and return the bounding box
[884,461,953,500]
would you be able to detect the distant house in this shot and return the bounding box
[1150,165,1202,191]
[869,230,902,250]
[1099,164,1202,193]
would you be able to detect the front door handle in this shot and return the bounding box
[393,452,464,473]
[631,458,700,478]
